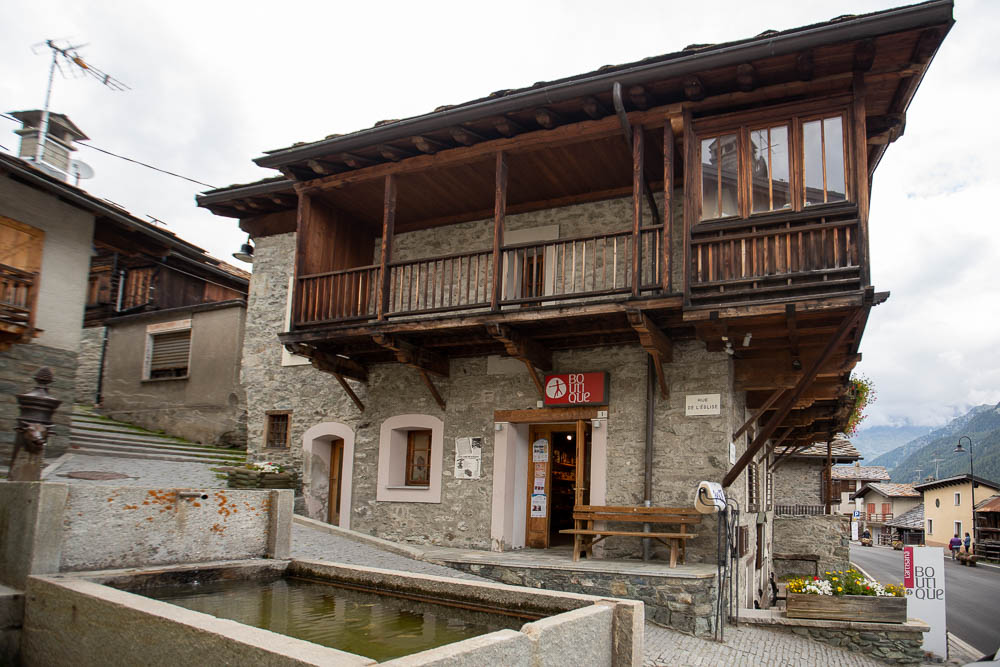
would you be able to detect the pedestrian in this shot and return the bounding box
[949,534,962,559]
[964,532,971,554]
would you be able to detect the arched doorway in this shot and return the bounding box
[302,422,356,529]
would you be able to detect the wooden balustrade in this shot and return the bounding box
[296,265,380,325]
[387,249,494,316]
[0,263,36,329]
[501,229,637,305]
[688,205,862,305]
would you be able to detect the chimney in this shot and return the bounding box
[9,110,89,182]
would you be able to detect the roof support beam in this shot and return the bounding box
[494,116,525,138]
[376,175,396,320]
[412,135,449,154]
[722,308,863,488]
[534,107,563,129]
[372,333,450,378]
[298,346,368,383]
[733,387,785,441]
[627,309,671,399]
[334,373,365,412]
[450,126,485,146]
[787,304,802,370]
[419,370,446,411]
[488,323,551,399]
[662,119,674,293]
[736,63,756,92]
[490,151,506,311]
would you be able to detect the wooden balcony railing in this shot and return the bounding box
[688,204,862,305]
[296,265,380,325]
[0,263,37,332]
[386,249,494,316]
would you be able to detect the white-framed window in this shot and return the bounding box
[376,414,444,503]
[927,518,933,535]
[954,492,961,506]
[144,318,191,380]
[954,521,962,538]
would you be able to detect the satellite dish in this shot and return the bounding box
[69,159,95,184]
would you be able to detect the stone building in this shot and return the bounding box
[198,2,952,623]
[771,437,861,511]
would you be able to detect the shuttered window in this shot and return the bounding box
[148,330,190,378]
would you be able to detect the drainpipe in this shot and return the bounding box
[95,253,119,406]
[643,355,655,561]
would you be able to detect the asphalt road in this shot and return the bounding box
[850,545,1000,657]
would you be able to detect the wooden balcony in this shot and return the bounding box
[0,263,37,349]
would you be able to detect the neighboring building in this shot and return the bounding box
[886,503,924,546]
[1,113,250,457]
[199,1,952,619]
[973,494,1000,560]
[830,463,891,512]
[852,482,920,542]
[772,436,860,512]
[915,475,1000,548]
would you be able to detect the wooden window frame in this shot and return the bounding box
[404,428,432,487]
[693,101,853,225]
[265,410,292,449]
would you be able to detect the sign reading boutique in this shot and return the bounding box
[543,372,608,407]
[903,546,947,657]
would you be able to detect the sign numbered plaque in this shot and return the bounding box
[542,372,608,406]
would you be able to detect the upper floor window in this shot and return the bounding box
[405,429,432,486]
[144,319,191,380]
[954,492,961,506]
[699,112,848,222]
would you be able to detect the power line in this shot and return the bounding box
[0,111,216,189]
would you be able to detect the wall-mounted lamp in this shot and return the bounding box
[593,420,602,429]
[232,234,254,263]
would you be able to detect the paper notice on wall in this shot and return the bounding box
[454,437,482,479]
[530,493,547,518]
[534,462,546,476]
[532,438,549,462]
[533,477,546,494]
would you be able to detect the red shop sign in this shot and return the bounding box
[543,372,608,406]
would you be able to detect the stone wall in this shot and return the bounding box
[772,514,849,576]
[774,459,825,508]
[0,343,76,464]
[74,326,104,405]
[762,623,927,664]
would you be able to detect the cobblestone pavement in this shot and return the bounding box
[45,453,225,488]
[644,623,889,667]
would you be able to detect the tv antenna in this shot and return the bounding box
[929,457,945,480]
[913,467,923,483]
[31,39,130,165]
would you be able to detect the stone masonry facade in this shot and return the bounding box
[772,514,850,577]
[74,326,104,405]
[0,342,76,463]
[774,458,825,508]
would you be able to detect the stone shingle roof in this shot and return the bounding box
[974,494,1000,513]
[830,465,890,481]
[790,436,860,461]
[852,482,919,500]
[886,503,924,530]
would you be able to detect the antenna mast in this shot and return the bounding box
[33,39,129,165]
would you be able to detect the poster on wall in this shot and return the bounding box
[453,437,482,479]
[530,493,547,518]
[533,477,546,494]
[532,438,549,462]
[903,546,947,657]
[534,462,546,476]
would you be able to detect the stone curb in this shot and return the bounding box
[292,514,428,561]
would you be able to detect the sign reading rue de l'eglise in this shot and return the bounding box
[543,372,608,406]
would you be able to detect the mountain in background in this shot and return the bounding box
[851,425,934,461]
[874,403,1000,484]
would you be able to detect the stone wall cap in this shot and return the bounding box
[739,608,929,633]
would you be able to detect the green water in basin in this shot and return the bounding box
[147,577,525,661]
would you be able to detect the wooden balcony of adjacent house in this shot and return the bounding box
[0,262,38,349]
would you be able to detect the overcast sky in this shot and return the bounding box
[2,0,996,429]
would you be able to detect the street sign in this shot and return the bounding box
[853,510,861,519]
[904,546,947,658]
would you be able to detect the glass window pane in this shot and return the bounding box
[824,117,846,202]
[701,138,720,220]
[750,125,790,213]
[718,134,739,217]
[411,431,430,451]
[802,120,825,205]
[410,466,428,483]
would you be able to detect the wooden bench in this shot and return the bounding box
[558,505,700,566]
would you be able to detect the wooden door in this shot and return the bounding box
[526,426,552,548]
[328,439,344,525]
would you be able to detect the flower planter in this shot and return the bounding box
[786,592,906,623]
[226,469,298,490]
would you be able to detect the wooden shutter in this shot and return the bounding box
[149,330,190,376]
[0,217,45,273]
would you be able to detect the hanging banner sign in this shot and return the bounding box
[543,372,609,406]
[903,546,947,657]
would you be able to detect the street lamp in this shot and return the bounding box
[954,436,976,552]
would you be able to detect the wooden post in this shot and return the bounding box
[681,108,696,304]
[632,125,644,297]
[663,120,675,293]
[825,436,834,514]
[491,151,507,311]
[852,73,871,288]
[377,174,396,320]
[291,193,312,329]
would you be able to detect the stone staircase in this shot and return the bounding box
[69,406,246,466]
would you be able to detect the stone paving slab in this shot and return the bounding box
[45,454,225,489]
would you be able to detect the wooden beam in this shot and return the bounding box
[494,116,525,138]
[629,85,651,110]
[491,151,507,311]
[736,63,755,92]
[853,73,871,287]
[379,144,416,162]
[377,175,396,319]
[495,406,605,424]
[412,135,449,154]
[682,108,696,303]
[853,39,876,72]
[334,373,365,411]
[662,119,674,293]
[722,308,863,488]
[304,347,368,382]
[796,51,815,81]
[582,96,608,120]
[787,304,801,370]
[626,309,672,398]
[683,76,705,101]
[632,124,644,297]
[487,323,552,370]
[535,107,563,130]
[372,333,450,377]
[450,126,485,146]
[341,152,376,169]
[306,159,337,175]
[419,369,446,410]
[866,113,905,144]
[733,387,784,441]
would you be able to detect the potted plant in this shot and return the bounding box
[226,461,298,489]
[786,569,906,623]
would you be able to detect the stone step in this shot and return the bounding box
[67,446,240,466]
[69,436,245,462]
[69,428,227,452]
[70,419,192,442]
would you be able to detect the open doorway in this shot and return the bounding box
[525,421,591,549]
[328,438,344,525]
